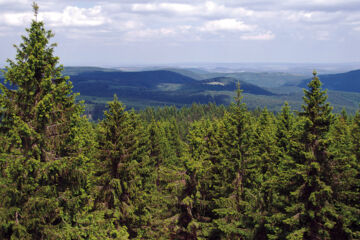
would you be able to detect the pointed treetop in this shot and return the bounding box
[313,69,317,76]
[32,2,39,21]
[234,81,243,106]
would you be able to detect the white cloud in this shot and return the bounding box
[0,0,29,5]
[286,11,313,22]
[41,6,108,27]
[131,2,197,15]
[233,0,360,11]
[124,27,176,41]
[130,1,254,18]
[241,32,275,40]
[0,5,109,28]
[121,20,144,30]
[201,18,255,32]
[283,0,360,10]
[285,10,342,24]
[1,0,360,64]
[1,12,32,26]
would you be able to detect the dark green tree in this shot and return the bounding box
[266,103,303,239]
[176,119,222,239]
[276,102,296,154]
[327,112,359,239]
[352,110,360,162]
[284,71,337,239]
[143,119,184,239]
[211,83,257,239]
[341,110,360,238]
[252,108,282,239]
[0,3,100,239]
[95,95,151,239]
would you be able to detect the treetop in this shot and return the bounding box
[32,2,39,21]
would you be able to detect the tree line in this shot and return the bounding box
[0,4,359,240]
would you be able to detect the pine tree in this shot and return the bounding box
[352,110,360,162]
[327,111,359,239]
[341,109,360,238]
[143,119,184,239]
[211,83,257,239]
[285,70,337,239]
[276,102,295,154]
[176,119,221,239]
[95,95,151,239]
[0,3,98,239]
[253,108,282,239]
[267,103,303,239]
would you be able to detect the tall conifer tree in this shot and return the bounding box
[95,95,151,239]
[211,83,257,239]
[285,71,337,239]
[253,108,282,239]
[0,3,99,239]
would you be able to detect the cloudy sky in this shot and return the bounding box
[1,0,360,66]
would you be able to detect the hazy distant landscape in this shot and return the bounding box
[59,64,360,119]
[2,63,360,119]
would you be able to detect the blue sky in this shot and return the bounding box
[1,0,360,66]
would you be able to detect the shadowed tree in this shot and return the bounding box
[284,71,339,239]
[0,3,120,239]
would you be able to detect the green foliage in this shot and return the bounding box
[283,71,342,239]
[210,84,259,239]
[0,4,359,240]
[0,5,120,239]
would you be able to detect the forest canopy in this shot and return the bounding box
[0,3,359,240]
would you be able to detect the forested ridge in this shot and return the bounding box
[0,4,360,240]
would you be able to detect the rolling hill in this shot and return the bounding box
[66,68,277,119]
[163,69,307,88]
[1,66,360,119]
[69,69,274,99]
[298,69,360,93]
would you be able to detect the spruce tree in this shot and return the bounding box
[143,119,184,239]
[276,102,295,154]
[176,119,221,239]
[95,95,151,239]
[253,108,281,239]
[327,112,359,239]
[352,110,360,162]
[285,71,337,239]
[0,3,99,239]
[342,110,360,238]
[268,103,303,239]
[211,83,257,239]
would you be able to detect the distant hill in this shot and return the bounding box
[71,70,196,89]
[161,68,208,80]
[70,69,274,97]
[198,77,274,95]
[63,66,121,76]
[298,70,360,93]
[1,67,274,118]
[65,69,277,119]
[162,69,306,88]
[2,66,360,119]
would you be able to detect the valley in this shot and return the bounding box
[61,66,360,119]
[2,65,360,119]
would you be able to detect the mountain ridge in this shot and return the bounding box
[298,69,360,93]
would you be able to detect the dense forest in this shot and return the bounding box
[1,5,359,240]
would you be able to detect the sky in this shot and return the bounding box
[1,0,360,66]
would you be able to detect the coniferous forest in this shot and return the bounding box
[1,4,360,240]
